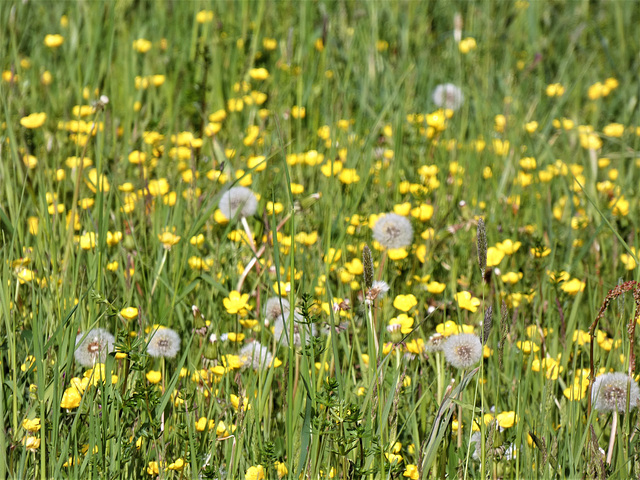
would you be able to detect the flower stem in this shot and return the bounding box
[607,410,618,464]
[150,249,168,297]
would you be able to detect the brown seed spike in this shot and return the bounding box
[476,218,487,279]
[482,306,492,345]
[362,244,374,290]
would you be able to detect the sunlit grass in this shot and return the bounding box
[1,1,640,479]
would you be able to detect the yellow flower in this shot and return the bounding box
[132,38,152,53]
[388,314,414,334]
[388,248,408,260]
[393,294,418,312]
[454,291,481,313]
[291,106,305,119]
[245,465,265,480]
[563,382,588,401]
[561,278,585,295]
[249,68,269,80]
[263,38,277,50]
[501,271,523,284]
[146,370,162,384]
[531,245,551,258]
[20,112,47,129]
[158,230,181,249]
[23,155,38,169]
[496,411,518,428]
[405,339,425,354]
[167,458,185,471]
[603,123,624,138]
[545,83,565,97]
[403,464,419,479]
[338,168,360,184]
[224,290,250,314]
[120,307,139,320]
[147,461,161,475]
[485,246,505,267]
[23,435,40,451]
[516,340,539,353]
[44,34,64,48]
[426,281,446,294]
[230,394,251,411]
[411,204,434,221]
[275,461,288,479]
[458,37,477,54]
[195,10,214,23]
[531,356,563,380]
[621,248,638,270]
[610,196,629,217]
[22,418,41,432]
[496,239,521,255]
[60,387,82,409]
[436,320,460,337]
[86,168,110,193]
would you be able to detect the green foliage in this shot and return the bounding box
[2,1,640,479]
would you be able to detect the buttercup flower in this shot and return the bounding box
[432,83,464,111]
[147,327,181,358]
[592,372,640,413]
[373,213,413,249]
[20,113,47,129]
[393,294,418,312]
[219,186,258,220]
[443,333,482,369]
[224,290,250,315]
[75,328,115,367]
[454,291,481,313]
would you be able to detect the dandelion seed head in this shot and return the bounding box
[75,328,115,367]
[372,213,413,250]
[239,341,273,370]
[265,297,290,322]
[273,312,316,347]
[470,431,482,461]
[219,186,258,220]
[425,333,446,353]
[443,333,482,369]
[432,83,465,111]
[592,372,640,413]
[366,280,390,304]
[147,327,181,358]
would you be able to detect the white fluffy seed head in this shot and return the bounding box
[432,83,465,111]
[75,328,115,367]
[442,333,482,369]
[372,213,413,250]
[147,327,182,358]
[592,372,640,413]
[239,341,273,370]
[265,297,290,322]
[273,312,316,347]
[219,186,258,220]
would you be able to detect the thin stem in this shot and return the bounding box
[607,410,618,465]
[150,249,168,297]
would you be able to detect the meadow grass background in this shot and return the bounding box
[2,1,640,478]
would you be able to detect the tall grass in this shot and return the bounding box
[1,1,640,479]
